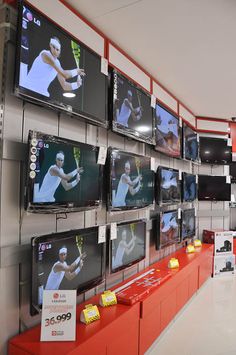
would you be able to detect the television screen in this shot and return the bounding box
[199,137,232,164]
[183,123,199,161]
[155,104,181,157]
[111,70,154,144]
[198,175,231,201]
[108,149,154,211]
[31,227,105,314]
[26,131,102,213]
[15,2,107,127]
[156,167,181,204]
[182,173,197,202]
[230,162,236,183]
[181,208,196,240]
[159,210,180,248]
[110,220,146,273]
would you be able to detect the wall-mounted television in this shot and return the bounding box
[181,208,196,240]
[156,210,180,249]
[182,172,197,202]
[183,123,199,161]
[110,220,146,273]
[31,227,106,315]
[25,131,103,213]
[15,2,107,127]
[107,148,154,211]
[111,69,154,144]
[156,166,181,204]
[155,104,181,157]
[199,137,232,164]
[198,175,231,201]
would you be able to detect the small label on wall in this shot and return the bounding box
[226,176,231,184]
[101,57,108,76]
[179,117,182,128]
[151,95,156,108]
[110,223,117,240]
[178,208,181,219]
[227,138,232,146]
[97,146,107,165]
[98,225,106,244]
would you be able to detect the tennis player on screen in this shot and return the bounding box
[45,246,87,290]
[116,90,143,127]
[21,36,85,97]
[34,151,83,203]
[113,161,142,207]
[112,229,136,269]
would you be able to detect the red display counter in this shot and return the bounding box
[9,244,213,355]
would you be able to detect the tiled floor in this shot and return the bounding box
[146,276,236,355]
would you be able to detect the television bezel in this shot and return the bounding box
[182,172,197,202]
[110,68,155,145]
[157,209,180,249]
[31,226,106,315]
[14,1,108,128]
[181,208,196,240]
[154,102,182,158]
[230,162,236,184]
[109,219,146,274]
[199,137,232,165]
[156,166,181,205]
[182,122,199,162]
[198,174,231,201]
[107,147,155,212]
[25,130,103,213]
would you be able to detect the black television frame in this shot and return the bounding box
[25,130,103,213]
[14,1,108,128]
[198,175,231,201]
[155,209,180,250]
[110,68,155,145]
[230,162,236,184]
[181,208,196,240]
[182,122,199,162]
[182,172,197,202]
[156,166,181,205]
[199,137,232,165]
[154,102,182,158]
[109,219,146,274]
[31,226,106,315]
[107,147,155,212]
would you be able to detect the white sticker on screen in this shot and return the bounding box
[98,225,106,244]
[101,57,108,76]
[227,138,232,146]
[151,95,156,108]
[97,146,107,165]
[226,176,231,184]
[178,208,181,219]
[179,117,182,128]
[110,223,117,240]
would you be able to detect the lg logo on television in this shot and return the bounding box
[23,6,41,27]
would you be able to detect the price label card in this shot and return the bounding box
[97,146,107,165]
[98,225,106,244]
[178,208,181,219]
[179,170,182,180]
[40,290,76,342]
[195,207,197,216]
[151,95,156,108]
[179,117,182,127]
[196,175,198,184]
[150,157,155,171]
[226,175,231,184]
[227,138,232,146]
[101,57,108,76]
[110,223,117,240]
[197,134,200,142]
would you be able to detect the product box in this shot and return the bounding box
[203,229,225,244]
[213,255,235,277]
[214,232,233,255]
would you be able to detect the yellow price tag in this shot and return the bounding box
[168,258,179,269]
[80,304,100,325]
[186,244,195,254]
[100,290,117,307]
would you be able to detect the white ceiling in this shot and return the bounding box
[66,0,236,119]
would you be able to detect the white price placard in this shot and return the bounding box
[97,146,107,165]
[40,290,76,342]
[151,95,156,108]
[101,57,108,76]
[179,117,182,127]
[227,138,232,146]
[150,157,155,171]
[197,134,199,142]
[226,175,231,184]
[196,175,198,184]
[179,170,182,180]
[98,225,106,244]
[178,208,181,219]
[110,223,117,240]
[195,207,197,216]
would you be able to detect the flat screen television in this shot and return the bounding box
[25,130,103,213]
[155,103,181,157]
[230,162,236,183]
[108,148,154,211]
[156,166,181,204]
[15,2,107,127]
[181,208,196,240]
[110,220,146,273]
[182,172,197,202]
[199,137,232,164]
[156,210,180,249]
[183,123,199,161]
[31,227,105,315]
[198,175,231,201]
[111,69,154,144]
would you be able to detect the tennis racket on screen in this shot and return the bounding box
[71,40,81,68]
[76,234,83,256]
[73,147,83,174]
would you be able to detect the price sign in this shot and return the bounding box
[40,290,76,342]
